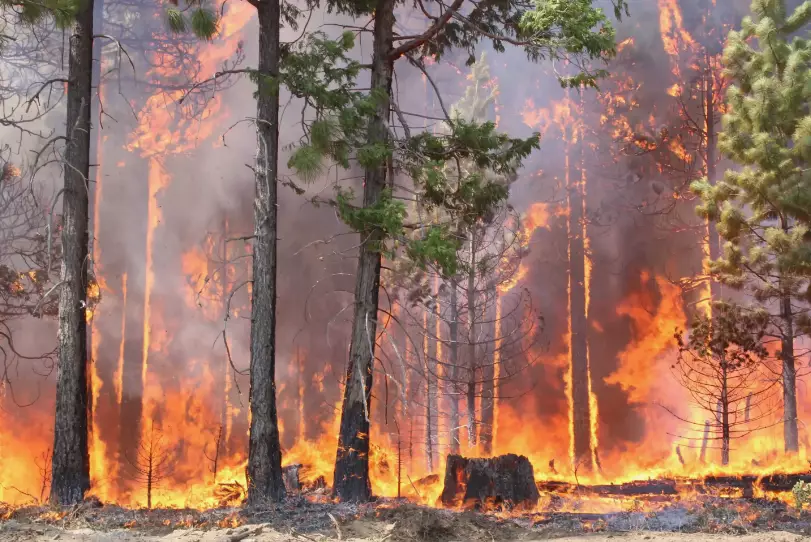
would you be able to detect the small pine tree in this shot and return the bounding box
[691,0,811,453]
[674,302,771,466]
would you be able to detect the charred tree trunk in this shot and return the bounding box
[50,0,94,505]
[246,0,285,504]
[449,280,460,454]
[568,130,592,473]
[466,231,477,447]
[333,0,394,502]
[441,454,539,509]
[480,286,496,455]
[779,215,799,453]
[781,293,799,453]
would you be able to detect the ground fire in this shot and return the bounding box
[4,0,811,539]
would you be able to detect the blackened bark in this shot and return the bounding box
[449,280,460,454]
[441,454,539,510]
[569,138,592,472]
[246,0,285,504]
[781,293,799,452]
[333,0,394,502]
[50,0,93,505]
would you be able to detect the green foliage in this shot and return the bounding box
[287,146,323,183]
[691,0,811,309]
[675,302,769,367]
[519,0,616,61]
[406,225,462,276]
[3,0,78,30]
[336,188,406,251]
[408,120,539,178]
[410,0,618,87]
[164,0,219,40]
[276,31,387,175]
[793,480,811,511]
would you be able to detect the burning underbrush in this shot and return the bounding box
[5,466,811,540]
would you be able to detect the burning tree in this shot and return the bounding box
[692,0,811,454]
[673,302,772,465]
[48,0,220,503]
[387,55,539,464]
[125,422,173,509]
[282,0,624,502]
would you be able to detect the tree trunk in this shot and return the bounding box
[441,454,540,510]
[721,367,729,466]
[705,64,721,303]
[449,280,460,454]
[425,303,437,472]
[781,293,799,452]
[699,420,710,463]
[246,0,285,504]
[480,285,496,455]
[50,0,94,505]
[466,232,477,447]
[332,0,394,502]
[568,126,592,472]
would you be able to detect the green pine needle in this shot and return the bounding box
[190,7,218,40]
[165,7,187,33]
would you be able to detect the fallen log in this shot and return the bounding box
[535,472,811,498]
[441,454,540,510]
[537,479,678,496]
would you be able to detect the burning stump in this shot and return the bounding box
[283,464,303,492]
[440,454,540,510]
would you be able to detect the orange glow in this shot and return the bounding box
[605,273,686,405]
[658,0,696,79]
[115,273,127,407]
[6,0,811,515]
[88,77,111,500]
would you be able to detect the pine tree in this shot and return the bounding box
[286,0,623,501]
[674,302,771,466]
[692,0,811,453]
[243,0,286,505]
[49,0,218,505]
[50,0,96,504]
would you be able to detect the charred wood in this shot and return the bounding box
[441,454,540,510]
[535,473,811,497]
[283,464,302,492]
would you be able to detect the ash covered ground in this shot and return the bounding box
[3,492,811,541]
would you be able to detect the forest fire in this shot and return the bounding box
[5,0,811,538]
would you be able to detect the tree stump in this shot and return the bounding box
[282,464,302,492]
[440,454,540,510]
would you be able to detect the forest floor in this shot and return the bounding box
[2,495,811,541]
